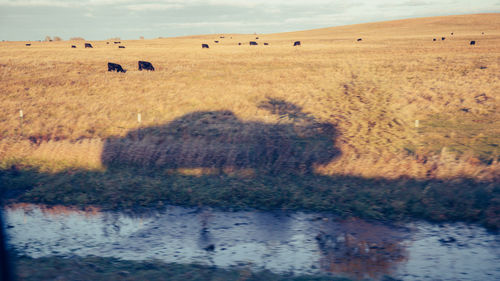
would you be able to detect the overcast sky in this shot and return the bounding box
[0,0,499,41]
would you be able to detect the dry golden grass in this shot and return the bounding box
[1,13,499,180]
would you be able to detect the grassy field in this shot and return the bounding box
[1,14,499,227]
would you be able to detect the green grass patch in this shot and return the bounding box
[414,113,499,163]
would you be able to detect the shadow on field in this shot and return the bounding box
[102,99,340,174]
[0,99,499,230]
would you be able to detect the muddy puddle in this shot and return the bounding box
[3,203,500,280]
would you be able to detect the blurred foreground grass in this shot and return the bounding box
[14,255,352,281]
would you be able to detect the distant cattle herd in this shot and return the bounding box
[21,32,482,74]
[23,32,483,53]
[430,32,479,46]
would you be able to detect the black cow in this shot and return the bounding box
[451,32,454,35]
[264,43,269,45]
[249,41,258,45]
[214,40,219,43]
[138,61,154,71]
[441,37,445,41]
[470,40,476,45]
[108,62,126,73]
[238,43,241,45]
[85,43,93,48]
[114,41,121,44]
[357,38,362,42]
[71,45,76,48]
[256,37,259,39]
[118,46,125,48]
[202,44,209,48]
[293,41,301,46]
[433,38,436,41]
[25,44,31,46]
[220,36,225,38]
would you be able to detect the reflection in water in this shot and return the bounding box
[314,218,409,280]
[4,204,500,280]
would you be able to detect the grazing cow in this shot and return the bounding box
[107,42,110,44]
[25,44,31,46]
[249,41,258,45]
[357,38,362,42]
[433,38,436,41]
[138,61,155,71]
[214,40,219,43]
[71,45,76,48]
[114,41,121,44]
[470,40,476,45]
[238,43,241,45]
[256,37,259,39]
[441,37,445,41]
[118,46,125,48]
[264,43,269,45]
[293,41,301,46]
[220,36,225,38]
[202,44,209,48]
[108,62,126,73]
[85,43,93,48]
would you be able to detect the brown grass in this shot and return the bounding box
[0,13,499,180]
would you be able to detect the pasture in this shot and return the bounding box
[0,13,499,227]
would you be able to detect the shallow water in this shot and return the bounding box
[4,203,500,280]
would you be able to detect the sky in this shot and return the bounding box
[0,0,499,41]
